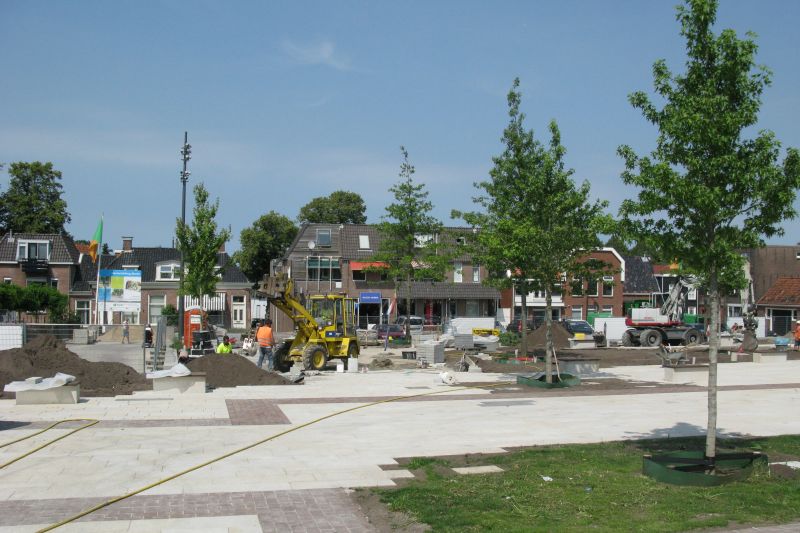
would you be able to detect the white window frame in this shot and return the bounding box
[17,240,50,261]
[3,277,11,284]
[157,262,181,281]
[587,280,599,297]
[414,234,434,248]
[454,262,463,283]
[727,304,743,318]
[358,235,370,249]
[602,305,613,314]
[571,305,583,320]
[472,264,480,283]
[602,280,613,297]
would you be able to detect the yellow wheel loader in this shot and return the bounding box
[257,273,360,371]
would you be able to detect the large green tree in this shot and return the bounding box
[234,211,298,285]
[619,0,800,462]
[297,190,367,224]
[373,147,452,337]
[456,79,610,379]
[0,162,71,234]
[175,183,232,300]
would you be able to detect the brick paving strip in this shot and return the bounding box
[0,489,375,532]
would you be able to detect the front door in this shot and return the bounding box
[232,296,246,329]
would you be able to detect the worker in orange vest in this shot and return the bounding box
[794,321,800,351]
[256,319,275,370]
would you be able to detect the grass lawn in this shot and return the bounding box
[374,435,800,532]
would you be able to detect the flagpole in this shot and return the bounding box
[94,214,104,325]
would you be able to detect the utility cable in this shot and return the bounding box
[0,419,99,470]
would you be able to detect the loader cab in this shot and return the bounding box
[307,295,357,336]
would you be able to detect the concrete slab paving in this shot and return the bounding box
[1,361,799,531]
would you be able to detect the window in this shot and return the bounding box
[456,236,466,246]
[588,304,598,313]
[602,305,613,314]
[317,229,332,247]
[358,235,370,249]
[307,257,340,282]
[571,278,583,296]
[157,263,181,281]
[352,269,366,281]
[414,234,433,248]
[728,305,743,318]
[76,301,91,324]
[587,280,599,297]
[472,264,480,283]
[465,300,480,317]
[49,278,59,289]
[602,280,613,297]
[3,278,11,284]
[149,295,166,321]
[454,262,463,283]
[17,241,50,261]
[571,305,583,320]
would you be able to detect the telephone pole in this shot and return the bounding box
[178,132,191,345]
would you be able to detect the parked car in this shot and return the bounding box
[505,317,541,334]
[395,315,424,334]
[376,323,408,341]
[562,319,596,335]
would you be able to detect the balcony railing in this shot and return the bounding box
[20,258,49,275]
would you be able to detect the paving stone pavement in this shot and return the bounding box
[0,489,374,532]
[226,399,291,425]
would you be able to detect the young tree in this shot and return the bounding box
[297,190,367,224]
[0,162,71,234]
[619,0,800,463]
[175,183,232,300]
[373,147,451,337]
[234,211,298,285]
[456,79,610,380]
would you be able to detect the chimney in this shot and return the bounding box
[122,236,133,252]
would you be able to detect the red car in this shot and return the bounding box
[376,324,408,341]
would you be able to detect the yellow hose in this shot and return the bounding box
[0,419,98,470]
[36,380,513,532]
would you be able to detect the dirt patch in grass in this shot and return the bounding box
[0,335,149,397]
[351,488,430,533]
[185,354,295,388]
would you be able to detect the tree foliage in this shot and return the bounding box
[456,79,611,370]
[372,147,452,336]
[297,190,367,224]
[0,283,70,321]
[0,162,71,234]
[175,183,232,300]
[234,211,298,285]
[619,0,800,459]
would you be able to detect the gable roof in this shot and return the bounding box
[756,277,800,307]
[622,255,659,294]
[0,233,80,264]
[396,281,500,300]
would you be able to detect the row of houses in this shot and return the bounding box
[2,226,798,335]
[272,224,800,335]
[0,233,253,329]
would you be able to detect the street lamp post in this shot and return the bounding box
[178,132,191,345]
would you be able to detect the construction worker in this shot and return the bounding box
[256,319,275,370]
[794,321,800,351]
[216,335,232,354]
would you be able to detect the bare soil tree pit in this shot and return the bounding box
[185,354,295,388]
[0,335,149,397]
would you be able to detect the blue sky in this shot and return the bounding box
[2,0,799,252]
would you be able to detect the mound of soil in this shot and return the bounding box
[0,335,149,397]
[186,354,293,388]
[524,322,572,349]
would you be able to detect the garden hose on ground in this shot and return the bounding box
[36,379,515,532]
[0,419,99,470]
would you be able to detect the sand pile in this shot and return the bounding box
[0,335,149,397]
[186,354,293,388]
[525,322,572,349]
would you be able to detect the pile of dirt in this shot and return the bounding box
[185,354,294,388]
[369,355,394,369]
[0,335,149,397]
[524,322,572,349]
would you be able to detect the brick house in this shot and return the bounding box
[70,237,252,329]
[272,223,500,332]
[756,277,800,335]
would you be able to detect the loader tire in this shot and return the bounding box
[641,329,663,347]
[683,329,701,346]
[621,330,635,347]
[273,340,292,372]
[303,344,328,371]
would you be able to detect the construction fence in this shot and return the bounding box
[0,323,94,350]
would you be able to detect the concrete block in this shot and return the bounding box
[347,358,359,373]
[290,363,304,378]
[754,352,787,363]
[663,365,708,385]
[16,384,80,405]
[152,373,206,394]
[568,339,596,349]
[560,358,600,375]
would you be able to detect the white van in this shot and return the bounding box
[395,315,424,334]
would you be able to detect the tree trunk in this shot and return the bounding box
[545,284,553,384]
[705,272,720,464]
[405,272,412,340]
[520,288,528,358]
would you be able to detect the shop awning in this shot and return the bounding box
[350,261,388,270]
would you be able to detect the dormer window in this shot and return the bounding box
[17,241,50,261]
[157,262,182,281]
[317,229,332,247]
[358,235,370,249]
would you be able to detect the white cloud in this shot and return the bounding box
[281,39,352,71]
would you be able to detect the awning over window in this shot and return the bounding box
[350,261,388,270]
